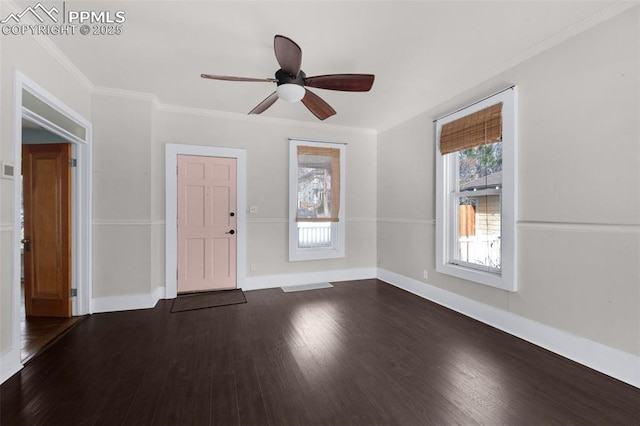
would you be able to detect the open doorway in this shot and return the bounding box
[20,120,83,362]
[7,72,93,371]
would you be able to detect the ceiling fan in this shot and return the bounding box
[201,35,375,120]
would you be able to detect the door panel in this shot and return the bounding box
[178,155,237,293]
[22,143,72,318]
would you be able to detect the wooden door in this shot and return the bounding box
[177,155,237,293]
[22,143,72,318]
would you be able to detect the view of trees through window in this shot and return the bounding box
[455,142,502,271]
[297,164,333,219]
[458,143,502,188]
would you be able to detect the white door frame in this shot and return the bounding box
[6,71,92,379]
[165,144,247,298]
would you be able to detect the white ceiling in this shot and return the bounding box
[40,1,632,132]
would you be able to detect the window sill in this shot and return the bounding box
[436,262,516,292]
[289,247,345,262]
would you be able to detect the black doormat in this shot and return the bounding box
[171,289,246,313]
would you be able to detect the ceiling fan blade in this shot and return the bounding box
[274,35,302,77]
[301,89,336,121]
[305,74,375,92]
[249,91,279,115]
[201,74,277,83]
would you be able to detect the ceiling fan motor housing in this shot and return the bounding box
[276,69,306,87]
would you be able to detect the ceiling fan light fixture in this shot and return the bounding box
[276,83,305,102]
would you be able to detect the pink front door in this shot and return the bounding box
[177,155,237,293]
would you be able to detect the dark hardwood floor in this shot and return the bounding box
[20,281,85,363]
[21,315,84,363]
[2,279,639,425]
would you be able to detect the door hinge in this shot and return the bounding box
[70,288,77,297]
[69,158,77,167]
[176,269,178,279]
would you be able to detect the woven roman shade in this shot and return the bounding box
[296,146,340,222]
[440,102,503,154]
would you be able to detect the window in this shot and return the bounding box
[289,139,345,261]
[435,87,517,291]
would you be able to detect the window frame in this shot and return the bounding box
[289,139,346,262]
[435,87,518,291]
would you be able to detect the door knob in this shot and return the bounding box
[225,230,235,235]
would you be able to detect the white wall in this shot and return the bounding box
[157,108,378,285]
[377,7,639,360]
[89,96,378,308]
[91,92,155,301]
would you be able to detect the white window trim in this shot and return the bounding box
[289,139,346,262]
[435,87,518,291]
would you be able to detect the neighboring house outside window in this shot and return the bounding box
[457,167,503,271]
[289,139,346,261]
[435,87,517,291]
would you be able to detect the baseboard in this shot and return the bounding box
[377,268,640,389]
[89,269,377,312]
[91,287,164,313]
[0,347,23,384]
[245,268,377,291]
[153,285,166,301]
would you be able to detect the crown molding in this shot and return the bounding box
[377,1,638,134]
[31,35,94,92]
[156,102,377,136]
[476,1,638,86]
[2,0,95,93]
[89,86,377,135]
[92,86,158,104]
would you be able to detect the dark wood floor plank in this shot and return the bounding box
[122,302,213,426]
[2,279,639,426]
[72,310,161,425]
[233,354,269,425]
